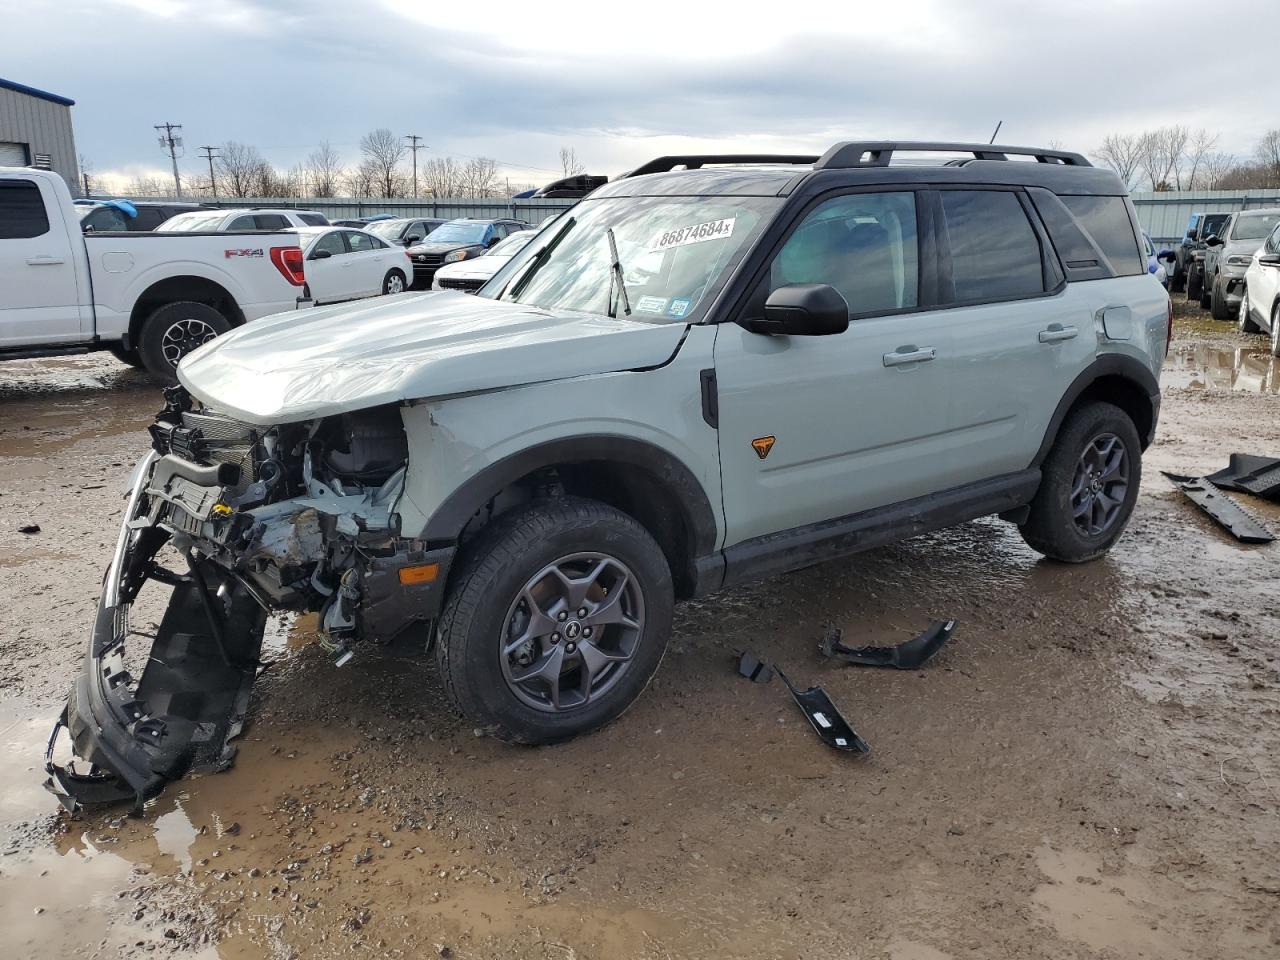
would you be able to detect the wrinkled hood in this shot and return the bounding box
[178,292,687,425]
[405,240,481,256]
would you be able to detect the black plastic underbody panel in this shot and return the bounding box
[1163,473,1276,544]
[1206,454,1280,501]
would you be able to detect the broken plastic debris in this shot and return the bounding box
[819,620,956,670]
[775,667,869,755]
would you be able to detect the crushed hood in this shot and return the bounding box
[178,292,687,424]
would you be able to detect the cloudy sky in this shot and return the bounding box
[4,0,1273,190]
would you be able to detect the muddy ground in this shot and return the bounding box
[2,302,1279,959]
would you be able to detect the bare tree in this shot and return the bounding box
[121,174,171,197]
[459,157,500,198]
[1197,151,1237,190]
[360,128,406,198]
[217,141,269,198]
[559,146,584,177]
[1256,129,1280,187]
[1183,129,1219,189]
[304,141,343,198]
[422,156,463,198]
[1094,133,1144,189]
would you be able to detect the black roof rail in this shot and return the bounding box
[625,154,819,178]
[816,141,1091,169]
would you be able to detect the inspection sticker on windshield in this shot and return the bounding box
[649,217,736,252]
[635,296,668,315]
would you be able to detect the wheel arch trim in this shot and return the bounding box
[1032,354,1160,466]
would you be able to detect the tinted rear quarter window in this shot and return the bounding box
[299,213,327,226]
[0,179,51,239]
[1059,195,1143,276]
[940,190,1044,301]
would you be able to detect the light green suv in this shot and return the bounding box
[49,142,1172,811]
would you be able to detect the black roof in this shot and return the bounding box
[597,141,1125,199]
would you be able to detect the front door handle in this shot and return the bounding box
[26,255,65,266]
[882,345,937,367]
[1038,323,1078,343]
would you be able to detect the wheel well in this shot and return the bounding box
[1067,374,1154,449]
[467,460,700,599]
[128,276,244,347]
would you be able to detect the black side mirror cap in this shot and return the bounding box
[742,284,849,336]
[1259,253,1280,267]
[311,249,332,260]
[404,236,420,245]
[1204,235,1224,247]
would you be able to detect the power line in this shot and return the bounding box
[404,134,425,198]
[198,145,220,198]
[155,122,184,198]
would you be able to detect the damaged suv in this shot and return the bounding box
[49,142,1171,810]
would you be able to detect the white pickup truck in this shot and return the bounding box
[0,167,309,380]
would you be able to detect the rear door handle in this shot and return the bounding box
[1038,323,1078,343]
[882,345,937,367]
[26,255,65,266]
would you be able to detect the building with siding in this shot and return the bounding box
[0,77,80,197]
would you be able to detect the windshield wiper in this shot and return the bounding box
[605,227,631,318]
[508,216,575,301]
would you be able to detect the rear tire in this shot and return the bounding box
[1170,264,1185,294]
[1185,265,1203,302]
[435,497,674,744]
[1271,304,1280,358]
[382,269,406,295]
[1210,275,1232,320]
[137,301,232,384]
[1020,402,1142,563]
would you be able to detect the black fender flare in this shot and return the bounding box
[1031,354,1161,466]
[421,434,720,559]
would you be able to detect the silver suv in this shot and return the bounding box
[49,142,1171,808]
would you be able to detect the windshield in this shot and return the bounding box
[485,196,781,322]
[424,222,489,245]
[1231,213,1280,241]
[367,220,408,240]
[485,231,534,257]
[156,211,227,232]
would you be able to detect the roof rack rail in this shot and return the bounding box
[625,154,819,178]
[816,141,1091,169]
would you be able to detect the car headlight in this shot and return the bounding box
[443,249,469,263]
[1227,255,1253,266]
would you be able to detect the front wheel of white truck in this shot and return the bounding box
[435,497,674,744]
[138,301,232,384]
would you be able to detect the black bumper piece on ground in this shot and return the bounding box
[1163,473,1276,544]
[45,570,266,815]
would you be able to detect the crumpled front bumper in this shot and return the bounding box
[45,452,267,815]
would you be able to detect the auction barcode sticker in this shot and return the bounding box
[649,217,735,252]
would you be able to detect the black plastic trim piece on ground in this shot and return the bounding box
[1206,454,1280,501]
[737,652,774,684]
[1163,473,1276,544]
[819,620,956,670]
[775,668,870,754]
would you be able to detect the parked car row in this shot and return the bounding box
[1172,207,1280,356]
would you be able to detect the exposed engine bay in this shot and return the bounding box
[46,386,453,813]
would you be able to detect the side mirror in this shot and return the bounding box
[404,235,421,246]
[1158,250,1176,262]
[1204,235,1224,247]
[743,284,849,336]
[486,236,500,248]
[1259,254,1280,267]
[1186,229,1199,241]
[311,249,332,260]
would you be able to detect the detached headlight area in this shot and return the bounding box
[443,249,470,263]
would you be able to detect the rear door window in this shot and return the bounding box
[254,214,290,230]
[1058,195,1143,276]
[0,179,51,238]
[345,231,380,253]
[940,190,1045,301]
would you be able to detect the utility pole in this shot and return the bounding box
[155,122,184,198]
[404,134,425,199]
[198,145,219,198]
[82,170,91,198]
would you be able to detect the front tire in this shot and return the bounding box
[383,269,406,295]
[1271,303,1280,359]
[1210,275,1232,320]
[436,497,674,744]
[1020,402,1142,563]
[137,301,232,383]
[1186,264,1203,302]
[1239,286,1262,334]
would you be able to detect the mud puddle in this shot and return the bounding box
[1165,342,1280,393]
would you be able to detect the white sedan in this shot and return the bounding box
[431,230,535,293]
[294,227,413,305]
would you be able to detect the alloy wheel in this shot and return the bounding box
[160,318,218,367]
[1071,433,1129,537]
[500,552,644,713]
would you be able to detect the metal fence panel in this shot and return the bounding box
[1131,189,1280,246]
[122,195,577,225]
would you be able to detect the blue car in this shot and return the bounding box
[1143,231,1174,289]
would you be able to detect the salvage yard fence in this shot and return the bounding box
[120,189,1280,248]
